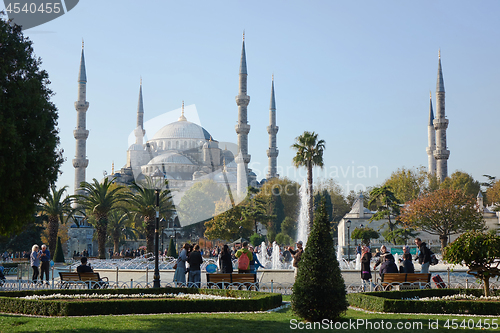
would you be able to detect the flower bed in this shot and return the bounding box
[0,288,282,316]
[347,289,500,315]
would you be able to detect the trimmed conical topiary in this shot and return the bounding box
[54,236,65,263]
[167,238,178,258]
[291,199,348,321]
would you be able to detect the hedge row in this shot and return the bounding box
[347,289,500,315]
[0,288,282,316]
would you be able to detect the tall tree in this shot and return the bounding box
[0,15,64,235]
[440,171,481,198]
[485,179,500,208]
[204,202,252,241]
[383,166,430,203]
[126,178,174,254]
[37,185,74,259]
[368,185,401,232]
[177,179,227,226]
[75,178,126,259]
[107,211,138,255]
[400,188,485,252]
[291,131,325,229]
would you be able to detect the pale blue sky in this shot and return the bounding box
[5,1,500,195]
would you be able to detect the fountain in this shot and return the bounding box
[271,242,282,269]
[257,241,270,268]
[296,178,309,247]
[355,253,361,270]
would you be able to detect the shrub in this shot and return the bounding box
[250,233,266,247]
[275,232,293,246]
[53,237,65,263]
[291,199,348,321]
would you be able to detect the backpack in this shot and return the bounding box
[238,252,250,270]
[429,249,438,265]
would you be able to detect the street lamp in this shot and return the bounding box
[160,218,166,255]
[151,167,164,288]
[346,220,352,261]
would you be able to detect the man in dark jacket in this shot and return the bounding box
[379,254,399,275]
[414,238,431,274]
[77,257,93,273]
[188,244,203,288]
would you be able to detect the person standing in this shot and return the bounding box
[39,244,50,285]
[173,243,190,286]
[235,241,253,273]
[360,246,372,291]
[188,244,203,288]
[414,238,431,274]
[288,241,304,278]
[218,244,233,273]
[30,244,40,284]
[248,246,264,274]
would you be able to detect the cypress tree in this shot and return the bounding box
[166,238,178,258]
[54,236,65,263]
[291,199,348,321]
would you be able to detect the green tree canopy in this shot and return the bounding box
[440,171,481,198]
[177,179,227,226]
[368,185,401,232]
[443,231,500,297]
[383,166,431,203]
[400,188,485,252]
[351,227,380,247]
[0,15,64,235]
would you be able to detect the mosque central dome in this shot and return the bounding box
[152,120,212,140]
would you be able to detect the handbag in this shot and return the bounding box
[173,262,178,269]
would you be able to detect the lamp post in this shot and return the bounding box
[151,168,164,288]
[160,218,166,255]
[347,220,352,262]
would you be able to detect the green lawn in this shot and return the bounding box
[0,299,497,333]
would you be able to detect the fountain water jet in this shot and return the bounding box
[296,178,310,247]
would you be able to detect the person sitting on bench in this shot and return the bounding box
[77,257,93,273]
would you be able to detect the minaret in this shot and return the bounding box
[73,40,89,196]
[134,78,145,145]
[235,32,251,195]
[266,75,279,179]
[477,191,484,212]
[433,50,450,182]
[426,91,436,175]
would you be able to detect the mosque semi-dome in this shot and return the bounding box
[148,152,194,165]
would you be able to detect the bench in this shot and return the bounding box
[12,258,29,262]
[59,272,109,289]
[379,273,431,290]
[206,273,258,290]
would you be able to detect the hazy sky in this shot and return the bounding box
[5,1,500,196]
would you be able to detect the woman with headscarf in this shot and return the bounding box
[360,246,372,291]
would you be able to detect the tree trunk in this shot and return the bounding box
[307,162,314,230]
[145,216,155,254]
[440,234,448,253]
[48,216,59,260]
[96,220,108,259]
[113,233,120,255]
[484,277,490,297]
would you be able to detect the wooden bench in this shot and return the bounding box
[59,272,109,289]
[206,273,258,290]
[12,258,29,263]
[380,273,431,290]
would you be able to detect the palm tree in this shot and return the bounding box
[126,178,174,253]
[291,131,325,228]
[107,211,139,255]
[38,185,74,259]
[75,178,126,259]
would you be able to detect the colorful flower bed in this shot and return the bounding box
[0,288,282,316]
